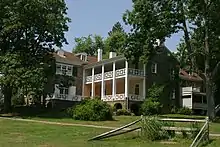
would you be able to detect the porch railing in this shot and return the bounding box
[85,68,145,83]
[128,68,145,77]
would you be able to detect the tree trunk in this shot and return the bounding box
[3,86,12,113]
[206,74,215,119]
[204,0,215,120]
[42,93,46,108]
[181,2,194,73]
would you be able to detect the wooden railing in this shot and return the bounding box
[190,117,209,147]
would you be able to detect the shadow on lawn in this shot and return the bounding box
[0,106,118,122]
[0,105,72,119]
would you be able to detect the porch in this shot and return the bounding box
[181,86,207,110]
[83,59,146,102]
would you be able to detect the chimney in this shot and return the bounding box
[97,49,102,62]
[109,52,117,59]
[57,49,65,57]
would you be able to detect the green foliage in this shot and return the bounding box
[0,0,69,112]
[171,106,192,115]
[71,99,113,121]
[141,98,162,116]
[73,35,105,56]
[141,84,164,115]
[177,107,192,115]
[11,95,25,106]
[115,109,131,116]
[190,122,200,138]
[141,117,174,141]
[73,22,126,57]
[148,84,164,98]
[105,22,127,54]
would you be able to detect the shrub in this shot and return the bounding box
[141,117,174,141]
[116,109,131,116]
[141,97,162,115]
[72,99,113,121]
[171,106,178,114]
[178,107,192,115]
[141,84,164,116]
[12,95,25,106]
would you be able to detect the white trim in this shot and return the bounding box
[91,68,94,98]
[112,62,116,97]
[84,56,125,69]
[101,65,105,99]
[151,62,157,74]
[56,63,73,76]
[125,61,129,98]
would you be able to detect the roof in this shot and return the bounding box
[54,50,97,66]
[179,69,203,82]
[83,55,125,69]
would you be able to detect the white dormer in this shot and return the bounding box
[75,53,88,62]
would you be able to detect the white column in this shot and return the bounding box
[82,69,85,97]
[91,67,95,98]
[112,62,116,97]
[101,65,105,99]
[143,64,146,99]
[125,60,129,98]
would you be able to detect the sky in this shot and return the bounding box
[63,0,183,52]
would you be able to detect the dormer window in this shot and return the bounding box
[75,53,88,62]
[81,55,87,61]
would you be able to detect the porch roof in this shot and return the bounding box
[83,55,125,69]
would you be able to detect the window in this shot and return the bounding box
[170,68,175,80]
[151,62,157,74]
[135,84,140,95]
[60,87,68,95]
[56,64,61,73]
[59,87,68,99]
[56,63,73,76]
[171,89,175,100]
[72,67,78,76]
[81,55,87,61]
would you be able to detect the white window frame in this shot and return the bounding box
[59,87,69,99]
[170,68,175,80]
[151,62,157,74]
[56,63,73,76]
[171,89,175,100]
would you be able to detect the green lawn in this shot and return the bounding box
[0,119,194,147]
[27,115,220,134]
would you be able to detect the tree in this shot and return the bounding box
[105,22,127,55]
[73,23,127,58]
[0,0,70,112]
[73,35,105,56]
[123,0,220,119]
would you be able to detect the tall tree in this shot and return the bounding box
[123,0,220,119]
[108,22,125,36]
[73,35,105,56]
[0,0,69,112]
[105,22,127,55]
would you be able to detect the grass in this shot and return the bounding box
[25,115,220,134]
[0,119,193,147]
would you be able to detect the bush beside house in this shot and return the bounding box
[68,98,113,121]
[141,84,164,116]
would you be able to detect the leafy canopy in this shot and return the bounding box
[0,0,70,110]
